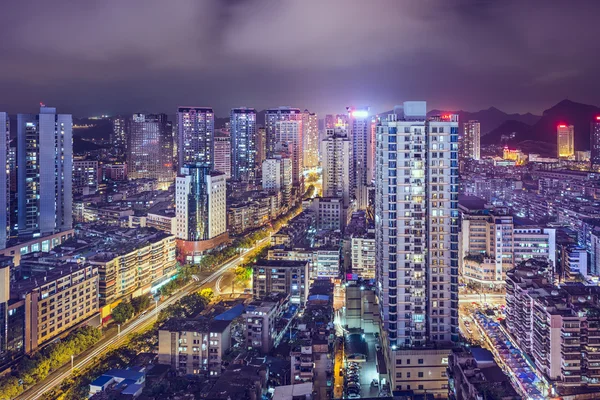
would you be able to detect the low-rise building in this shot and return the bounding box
[252,259,309,306]
[243,294,291,354]
[158,318,232,376]
[2,260,99,353]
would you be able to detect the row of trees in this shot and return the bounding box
[111,295,153,324]
[0,326,102,399]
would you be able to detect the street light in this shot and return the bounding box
[155,298,159,312]
[118,324,121,337]
[71,355,74,371]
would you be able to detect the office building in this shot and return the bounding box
[321,128,352,207]
[252,259,309,306]
[262,156,292,207]
[176,165,227,262]
[461,120,480,168]
[265,107,302,158]
[591,116,600,169]
[375,102,459,396]
[214,132,231,179]
[177,107,214,169]
[17,106,73,237]
[0,113,8,250]
[158,318,232,376]
[347,106,371,209]
[557,124,575,159]
[127,113,173,185]
[230,108,257,184]
[302,110,319,168]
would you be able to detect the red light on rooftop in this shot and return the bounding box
[558,124,567,128]
[596,116,600,121]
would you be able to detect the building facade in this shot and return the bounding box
[375,102,459,396]
[176,166,227,262]
[264,107,302,158]
[127,113,173,184]
[347,107,371,209]
[591,116,600,169]
[17,106,73,238]
[230,108,257,184]
[262,156,292,207]
[214,132,231,179]
[557,124,575,159]
[321,128,353,207]
[177,107,214,169]
[252,260,309,306]
[302,110,319,168]
[460,120,480,166]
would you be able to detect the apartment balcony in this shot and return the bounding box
[584,346,600,355]
[562,362,581,371]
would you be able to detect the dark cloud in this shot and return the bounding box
[1,0,599,116]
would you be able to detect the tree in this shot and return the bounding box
[112,301,134,324]
[199,288,214,302]
[234,265,252,286]
[131,296,152,314]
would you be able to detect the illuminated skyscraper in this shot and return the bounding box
[347,106,371,209]
[375,102,459,396]
[177,107,214,169]
[302,110,319,168]
[230,108,256,184]
[274,119,303,189]
[256,127,267,173]
[17,106,73,237]
[0,113,7,249]
[591,116,600,169]
[127,113,173,184]
[176,165,227,263]
[265,107,302,158]
[214,132,231,179]
[461,120,480,161]
[557,124,575,158]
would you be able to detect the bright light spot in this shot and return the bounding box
[351,110,368,118]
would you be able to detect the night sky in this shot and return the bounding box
[1,0,599,117]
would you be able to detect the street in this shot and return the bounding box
[16,236,269,400]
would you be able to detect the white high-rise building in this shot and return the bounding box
[265,107,302,157]
[0,113,8,249]
[175,165,227,263]
[347,106,371,209]
[375,101,459,396]
[321,128,352,207]
[17,106,73,237]
[214,132,231,179]
[302,110,319,168]
[275,120,303,189]
[262,156,292,207]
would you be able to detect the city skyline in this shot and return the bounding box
[2,1,600,116]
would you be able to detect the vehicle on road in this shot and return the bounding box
[347,353,367,362]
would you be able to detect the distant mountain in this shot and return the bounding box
[480,99,600,151]
[480,120,532,145]
[377,106,540,135]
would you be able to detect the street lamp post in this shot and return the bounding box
[118,324,121,337]
[155,299,158,312]
[71,355,74,371]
